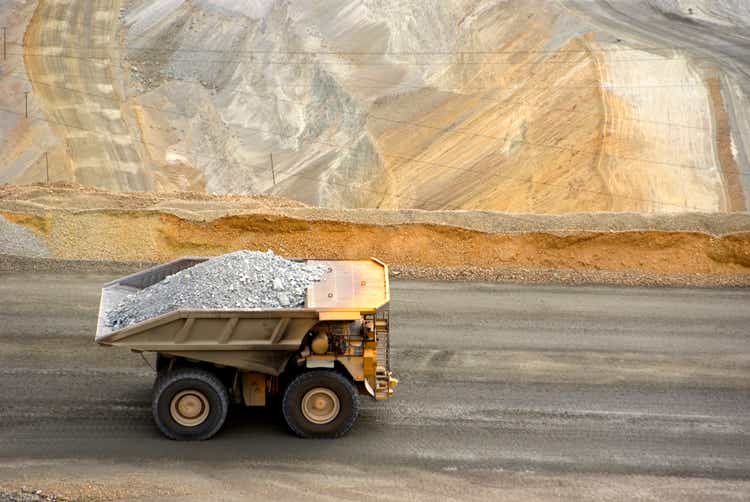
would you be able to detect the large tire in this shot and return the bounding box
[282,370,360,438]
[152,368,229,441]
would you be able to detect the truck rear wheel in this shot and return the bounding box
[282,370,359,438]
[152,368,229,441]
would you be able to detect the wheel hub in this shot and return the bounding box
[301,387,340,425]
[170,389,210,427]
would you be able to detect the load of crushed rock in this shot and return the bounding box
[105,250,327,330]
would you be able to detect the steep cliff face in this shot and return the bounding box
[3,0,749,212]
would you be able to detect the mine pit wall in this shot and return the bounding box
[6,0,747,214]
[2,210,749,277]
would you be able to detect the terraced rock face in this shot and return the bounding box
[2,0,749,212]
[22,0,154,191]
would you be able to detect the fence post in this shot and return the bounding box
[270,153,276,186]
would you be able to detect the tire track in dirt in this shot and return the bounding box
[23,0,151,191]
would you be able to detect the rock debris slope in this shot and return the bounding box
[105,250,327,330]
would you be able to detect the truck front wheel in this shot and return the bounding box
[282,370,360,438]
[152,368,229,441]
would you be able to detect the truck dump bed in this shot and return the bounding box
[95,257,389,375]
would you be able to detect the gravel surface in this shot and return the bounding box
[0,254,153,274]
[0,216,49,258]
[0,489,69,502]
[2,255,749,289]
[390,265,750,288]
[4,186,750,235]
[105,250,327,329]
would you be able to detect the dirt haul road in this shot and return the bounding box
[23,0,152,191]
[0,271,749,501]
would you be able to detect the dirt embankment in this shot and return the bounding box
[5,210,750,273]
[1,186,749,287]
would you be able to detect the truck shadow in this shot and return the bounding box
[221,404,288,436]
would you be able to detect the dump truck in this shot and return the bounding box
[95,256,397,440]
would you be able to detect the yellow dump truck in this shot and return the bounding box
[95,257,397,440]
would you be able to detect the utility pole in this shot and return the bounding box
[45,152,50,184]
[269,153,276,186]
[24,91,29,118]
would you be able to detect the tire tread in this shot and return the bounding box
[282,370,359,439]
[152,367,229,441]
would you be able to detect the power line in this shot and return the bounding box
[0,69,665,138]
[6,49,736,73]
[0,102,719,211]
[0,66,724,144]
[4,51,727,100]
[9,46,726,65]
[12,40,750,56]
[6,70,743,176]
[3,49,727,91]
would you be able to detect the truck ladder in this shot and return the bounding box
[374,311,393,400]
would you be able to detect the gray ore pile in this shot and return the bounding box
[105,250,327,329]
